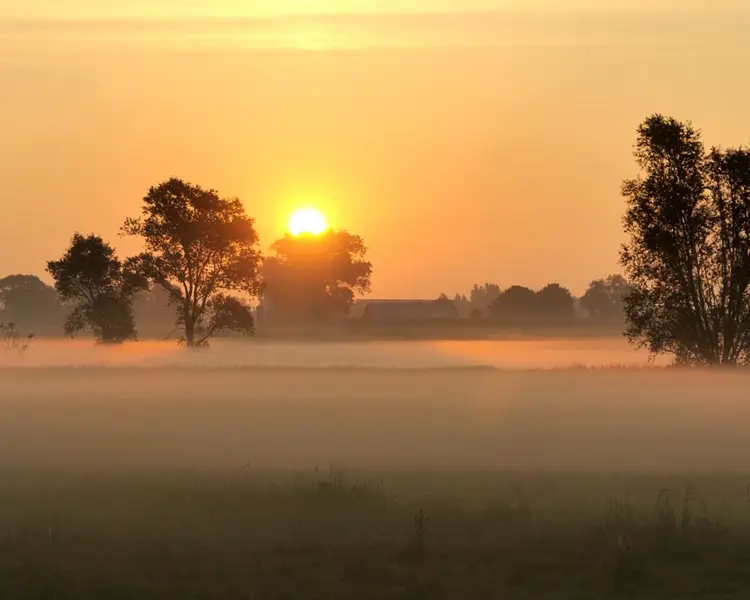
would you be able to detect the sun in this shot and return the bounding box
[289,208,328,236]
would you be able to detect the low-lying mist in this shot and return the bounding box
[1,338,745,473]
[1,336,661,370]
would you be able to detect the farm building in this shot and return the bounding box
[355,299,459,320]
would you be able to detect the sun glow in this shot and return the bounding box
[289,208,328,236]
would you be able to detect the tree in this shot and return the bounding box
[0,274,64,332]
[262,230,372,321]
[491,285,538,319]
[470,283,501,316]
[453,293,471,318]
[46,234,146,343]
[122,178,263,347]
[621,114,750,365]
[536,283,575,320]
[580,275,631,320]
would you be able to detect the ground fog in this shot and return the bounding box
[0,338,745,472]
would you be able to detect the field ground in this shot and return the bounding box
[2,468,750,598]
[2,364,750,597]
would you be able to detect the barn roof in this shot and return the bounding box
[359,299,459,320]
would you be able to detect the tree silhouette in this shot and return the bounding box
[581,275,631,320]
[122,178,263,347]
[46,234,146,343]
[0,274,63,332]
[262,230,372,321]
[491,285,538,319]
[536,283,575,320]
[621,115,750,365]
[452,293,471,317]
[469,283,501,316]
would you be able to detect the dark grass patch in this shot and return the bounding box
[2,471,750,598]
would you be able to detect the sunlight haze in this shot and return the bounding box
[289,208,328,236]
[4,5,750,596]
[2,0,750,297]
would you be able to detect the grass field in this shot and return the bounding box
[2,468,750,598]
[3,360,750,597]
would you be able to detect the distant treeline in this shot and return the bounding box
[0,272,629,341]
[0,276,179,339]
[441,276,630,323]
[0,178,629,346]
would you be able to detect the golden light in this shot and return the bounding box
[289,208,328,236]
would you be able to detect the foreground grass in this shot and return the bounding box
[1,470,750,598]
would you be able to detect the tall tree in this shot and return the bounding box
[0,274,64,332]
[122,178,263,347]
[621,114,750,365]
[46,234,146,343]
[262,230,372,321]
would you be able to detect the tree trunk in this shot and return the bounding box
[184,306,195,347]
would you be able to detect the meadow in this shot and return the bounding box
[2,338,750,597]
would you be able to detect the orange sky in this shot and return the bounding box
[2,1,750,298]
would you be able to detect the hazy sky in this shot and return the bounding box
[4,1,750,18]
[2,1,750,298]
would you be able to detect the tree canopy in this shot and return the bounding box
[488,283,575,322]
[46,233,146,343]
[469,283,501,316]
[262,230,372,321]
[0,274,63,332]
[123,178,263,347]
[536,283,575,319]
[580,275,631,320]
[621,114,750,365]
[491,285,538,318]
